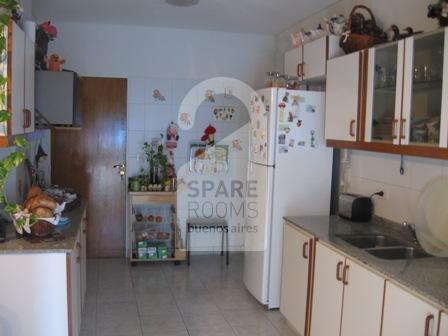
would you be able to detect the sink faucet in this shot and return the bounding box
[402,222,418,244]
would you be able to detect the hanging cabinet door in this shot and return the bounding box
[401,28,448,148]
[382,281,439,336]
[302,37,327,80]
[365,40,404,145]
[280,223,313,336]
[285,47,303,78]
[310,242,345,336]
[439,312,448,335]
[325,51,362,142]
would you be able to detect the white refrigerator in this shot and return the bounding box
[243,88,333,309]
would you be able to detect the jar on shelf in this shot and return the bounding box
[285,76,300,89]
[265,71,275,87]
[273,73,286,88]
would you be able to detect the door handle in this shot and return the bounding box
[23,109,31,129]
[301,62,305,77]
[424,314,434,336]
[113,163,126,180]
[392,119,399,139]
[336,261,344,281]
[349,120,356,137]
[400,119,407,140]
[342,264,350,285]
[297,64,302,78]
[302,241,309,259]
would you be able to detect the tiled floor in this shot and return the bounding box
[80,254,299,336]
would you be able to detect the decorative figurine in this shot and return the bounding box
[428,1,448,27]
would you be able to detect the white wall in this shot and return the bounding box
[276,0,445,224]
[49,22,276,252]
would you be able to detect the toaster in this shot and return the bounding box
[338,193,373,222]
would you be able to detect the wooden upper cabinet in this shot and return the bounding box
[365,40,404,145]
[325,51,362,142]
[284,35,343,81]
[401,28,448,149]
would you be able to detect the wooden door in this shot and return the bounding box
[310,242,345,336]
[284,47,303,78]
[52,77,127,258]
[280,223,312,336]
[439,312,448,335]
[340,259,385,336]
[325,52,361,142]
[382,281,439,336]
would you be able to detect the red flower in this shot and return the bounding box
[204,124,216,135]
[39,21,58,40]
[201,134,209,142]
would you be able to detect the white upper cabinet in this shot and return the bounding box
[382,281,439,336]
[284,46,303,78]
[401,28,448,148]
[325,51,362,142]
[365,40,404,144]
[1,21,35,138]
[280,223,313,336]
[9,21,25,136]
[284,35,343,81]
[24,35,35,133]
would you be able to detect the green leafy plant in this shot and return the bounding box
[142,139,169,185]
[0,0,33,233]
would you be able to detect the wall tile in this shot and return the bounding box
[127,104,145,131]
[145,105,174,132]
[172,79,200,106]
[145,78,172,105]
[127,131,145,158]
[408,157,444,191]
[127,78,145,104]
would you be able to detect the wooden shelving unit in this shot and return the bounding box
[128,191,186,265]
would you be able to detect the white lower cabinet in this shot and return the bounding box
[310,242,385,336]
[280,223,313,336]
[382,281,439,336]
[339,259,384,336]
[439,312,448,335]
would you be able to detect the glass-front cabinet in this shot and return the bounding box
[401,29,448,148]
[365,41,404,144]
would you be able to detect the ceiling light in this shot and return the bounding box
[165,0,200,7]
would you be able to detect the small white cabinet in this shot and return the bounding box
[280,223,313,336]
[325,51,362,142]
[284,35,343,81]
[2,21,35,139]
[382,281,439,336]
[310,242,385,336]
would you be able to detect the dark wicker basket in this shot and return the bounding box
[30,220,54,237]
[340,5,384,54]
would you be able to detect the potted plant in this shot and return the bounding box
[35,21,57,70]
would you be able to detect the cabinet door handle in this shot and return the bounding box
[302,241,309,259]
[297,64,302,78]
[22,109,28,128]
[342,264,350,285]
[400,119,407,140]
[301,62,305,77]
[349,120,356,137]
[424,314,434,336]
[392,119,399,139]
[336,261,344,281]
[76,256,81,263]
[77,242,81,249]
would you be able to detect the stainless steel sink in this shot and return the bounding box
[337,234,403,249]
[364,247,431,260]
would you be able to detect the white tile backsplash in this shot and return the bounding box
[127,78,145,104]
[127,103,145,131]
[347,150,448,224]
[144,105,173,132]
[127,131,145,158]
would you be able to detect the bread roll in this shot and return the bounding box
[27,186,42,200]
[32,207,53,218]
[26,195,57,211]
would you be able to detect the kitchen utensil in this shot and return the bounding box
[415,177,448,257]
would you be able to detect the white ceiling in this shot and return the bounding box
[32,0,339,35]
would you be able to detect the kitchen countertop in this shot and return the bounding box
[284,215,448,310]
[0,202,86,254]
